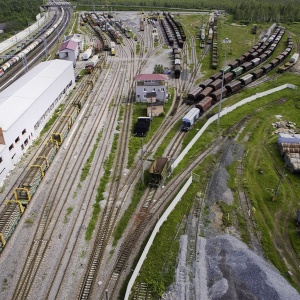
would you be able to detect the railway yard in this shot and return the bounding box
[1,5,300,300]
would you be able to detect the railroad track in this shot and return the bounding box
[0,6,71,92]
[76,34,140,299]
[10,55,122,299]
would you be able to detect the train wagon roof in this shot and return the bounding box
[150,157,168,174]
[182,107,200,122]
[0,60,73,131]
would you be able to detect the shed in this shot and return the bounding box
[59,39,79,62]
[147,100,164,117]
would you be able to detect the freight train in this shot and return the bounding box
[0,79,94,252]
[173,47,181,79]
[188,26,289,107]
[0,8,65,77]
[164,12,185,48]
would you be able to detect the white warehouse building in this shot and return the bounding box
[0,59,75,186]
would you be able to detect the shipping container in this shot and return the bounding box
[196,97,213,113]
[225,80,242,94]
[231,67,243,77]
[199,78,213,89]
[182,107,200,131]
[240,74,254,85]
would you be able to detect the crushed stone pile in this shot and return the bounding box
[165,235,300,300]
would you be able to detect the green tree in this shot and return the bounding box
[153,64,164,74]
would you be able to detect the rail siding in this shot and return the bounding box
[171,83,297,171]
[124,176,193,300]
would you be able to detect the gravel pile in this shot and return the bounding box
[166,235,300,300]
[207,141,243,205]
[205,235,300,300]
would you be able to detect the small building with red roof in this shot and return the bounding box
[134,74,168,103]
[58,39,79,62]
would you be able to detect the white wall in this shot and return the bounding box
[136,84,167,102]
[0,63,75,186]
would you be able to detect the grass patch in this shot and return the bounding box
[80,130,103,182]
[32,104,65,145]
[133,155,216,297]
[136,41,140,55]
[113,179,147,245]
[64,206,74,224]
[85,133,119,240]
[127,92,173,168]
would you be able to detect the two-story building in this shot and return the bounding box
[134,74,168,103]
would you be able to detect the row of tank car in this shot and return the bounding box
[0,7,65,77]
[207,13,215,44]
[85,13,109,51]
[160,18,175,46]
[0,85,92,252]
[211,18,218,69]
[164,12,185,48]
[110,42,116,56]
[115,21,131,39]
[140,19,145,31]
[199,24,206,48]
[173,47,181,79]
[186,26,291,118]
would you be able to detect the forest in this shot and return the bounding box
[1,0,300,35]
[0,0,43,32]
[78,0,300,23]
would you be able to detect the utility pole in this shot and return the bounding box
[140,138,144,185]
[217,37,231,125]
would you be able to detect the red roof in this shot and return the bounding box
[134,74,168,81]
[59,40,78,52]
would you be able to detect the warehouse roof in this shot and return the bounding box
[59,39,78,51]
[0,60,73,130]
[134,74,168,81]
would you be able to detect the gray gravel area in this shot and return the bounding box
[166,235,300,300]
[207,141,243,205]
[205,235,300,300]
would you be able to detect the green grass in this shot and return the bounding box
[132,155,216,298]
[80,130,103,183]
[127,91,173,168]
[64,206,74,224]
[85,133,119,240]
[32,104,65,145]
[136,75,300,294]
[113,179,148,245]
[136,41,141,55]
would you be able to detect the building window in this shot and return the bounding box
[21,144,24,150]
[0,168,5,175]
[143,88,147,92]
[9,144,14,151]
[22,129,26,135]
[161,88,165,92]
[0,157,2,163]
[24,139,28,146]
[15,136,20,143]
[12,154,16,160]
[153,88,156,91]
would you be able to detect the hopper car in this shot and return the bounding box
[149,157,169,187]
